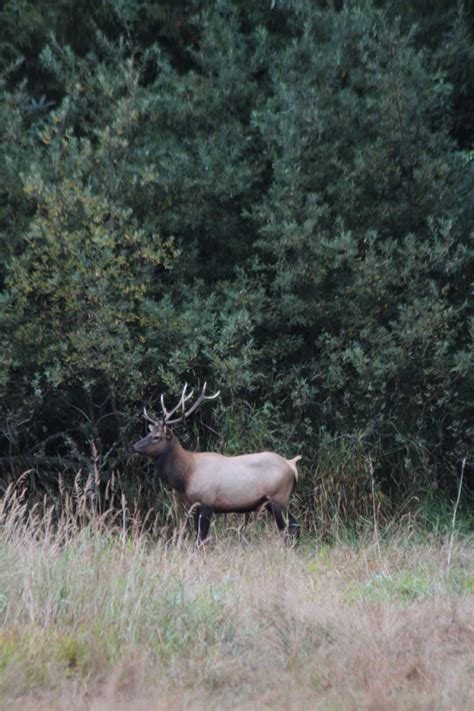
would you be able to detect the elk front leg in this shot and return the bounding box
[195,505,213,545]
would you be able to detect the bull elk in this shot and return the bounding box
[133,384,301,543]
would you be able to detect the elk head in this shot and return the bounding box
[133,383,220,458]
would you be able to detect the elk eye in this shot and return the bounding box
[152,435,161,441]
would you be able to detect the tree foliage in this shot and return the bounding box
[0,0,473,519]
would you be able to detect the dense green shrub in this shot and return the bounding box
[0,0,472,524]
[251,1,473,494]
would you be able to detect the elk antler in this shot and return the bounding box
[160,382,194,423]
[163,382,220,425]
[143,407,161,426]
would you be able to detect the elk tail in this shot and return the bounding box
[287,455,302,482]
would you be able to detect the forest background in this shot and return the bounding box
[0,0,473,533]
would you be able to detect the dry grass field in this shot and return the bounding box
[0,483,473,710]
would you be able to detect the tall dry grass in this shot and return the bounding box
[0,477,473,710]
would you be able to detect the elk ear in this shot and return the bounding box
[148,425,154,432]
[164,427,172,440]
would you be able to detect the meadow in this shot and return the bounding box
[0,480,473,710]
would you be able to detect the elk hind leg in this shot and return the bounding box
[266,502,300,543]
[287,512,300,542]
[266,501,286,531]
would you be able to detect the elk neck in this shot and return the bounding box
[153,435,194,493]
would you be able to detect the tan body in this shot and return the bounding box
[187,451,300,512]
